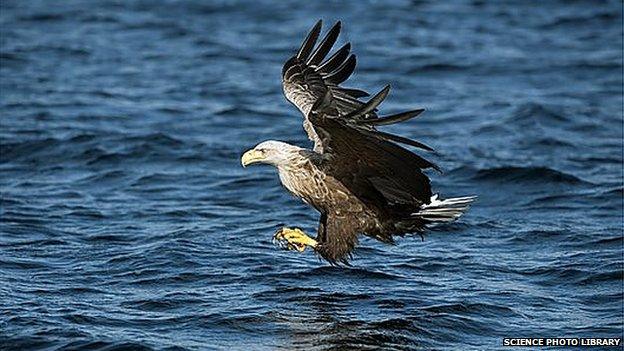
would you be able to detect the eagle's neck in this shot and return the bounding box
[276,153,319,202]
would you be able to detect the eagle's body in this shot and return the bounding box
[271,143,384,262]
[241,21,475,264]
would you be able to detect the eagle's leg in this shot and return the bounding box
[273,227,318,252]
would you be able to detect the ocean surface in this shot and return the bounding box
[1,0,622,350]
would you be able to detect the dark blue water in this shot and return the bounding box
[1,0,622,350]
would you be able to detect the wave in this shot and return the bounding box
[505,229,571,244]
[131,173,183,186]
[0,137,59,163]
[251,286,323,300]
[18,13,68,22]
[514,263,622,287]
[525,189,621,209]
[577,269,623,285]
[586,236,623,246]
[122,132,186,147]
[0,258,51,270]
[0,337,154,351]
[11,44,90,57]
[78,170,128,184]
[120,297,204,312]
[304,266,404,280]
[509,102,570,126]
[0,52,27,66]
[454,165,590,185]
[408,62,472,73]
[422,302,525,318]
[82,233,133,243]
[1,132,193,162]
[63,340,156,351]
[540,11,618,29]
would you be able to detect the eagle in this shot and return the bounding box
[241,20,475,265]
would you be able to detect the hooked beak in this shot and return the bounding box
[241,149,265,167]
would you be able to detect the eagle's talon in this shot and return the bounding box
[273,227,317,252]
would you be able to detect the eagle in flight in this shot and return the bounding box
[241,21,475,265]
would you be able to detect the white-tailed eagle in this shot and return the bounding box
[241,21,475,265]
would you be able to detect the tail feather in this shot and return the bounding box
[414,194,476,223]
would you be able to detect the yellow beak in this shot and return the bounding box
[241,149,265,167]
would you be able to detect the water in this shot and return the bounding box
[1,0,622,350]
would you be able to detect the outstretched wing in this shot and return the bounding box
[282,20,431,154]
[282,21,369,118]
[308,89,438,210]
[282,20,372,150]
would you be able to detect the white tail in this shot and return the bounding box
[413,194,476,223]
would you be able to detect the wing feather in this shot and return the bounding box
[323,54,357,84]
[343,85,389,118]
[283,21,434,153]
[316,43,351,74]
[307,21,341,66]
[360,109,424,126]
[334,87,369,98]
[296,20,322,60]
[360,129,437,154]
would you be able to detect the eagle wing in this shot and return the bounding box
[308,89,438,209]
[283,21,433,153]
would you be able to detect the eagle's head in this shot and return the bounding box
[241,140,303,168]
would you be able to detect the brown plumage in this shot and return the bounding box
[242,21,475,265]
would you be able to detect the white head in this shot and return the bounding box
[241,140,303,168]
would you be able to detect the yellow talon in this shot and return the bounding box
[274,227,318,252]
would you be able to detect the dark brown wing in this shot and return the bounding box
[308,91,437,210]
[282,21,431,153]
[282,20,369,119]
